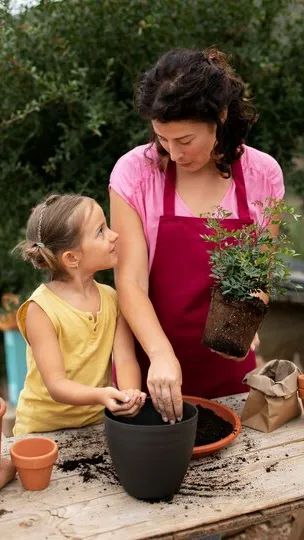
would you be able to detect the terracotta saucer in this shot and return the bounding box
[183,395,241,459]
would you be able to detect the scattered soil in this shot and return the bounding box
[195,405,234,446]
[56,431,118,484]
[54,414,295,540]
[57,449,118,483]
[0,509,12,518]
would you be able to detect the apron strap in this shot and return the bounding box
[163,157,251,220]
[163,160,176,216]
[231,158,251,221]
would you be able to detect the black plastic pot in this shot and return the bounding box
[105,399,198,501]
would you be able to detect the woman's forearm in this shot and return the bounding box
[116,279,174,361]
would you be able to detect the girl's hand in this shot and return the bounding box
[100,387,134,413]
[147,352,183,424]
[113,388,147,417]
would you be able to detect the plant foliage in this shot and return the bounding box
[200,199,301,301]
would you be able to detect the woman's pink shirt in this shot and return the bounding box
[110,144,285,270]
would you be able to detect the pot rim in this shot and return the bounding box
[10,436,58,463]
[105,400,198,429]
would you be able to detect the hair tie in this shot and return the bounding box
[35,242,45,249]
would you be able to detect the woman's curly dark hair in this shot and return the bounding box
[135,47,258,177]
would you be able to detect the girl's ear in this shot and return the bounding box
[61,250,80,270]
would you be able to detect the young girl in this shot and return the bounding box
[13,193,146,436]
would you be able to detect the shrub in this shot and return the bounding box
[0,0,303,296]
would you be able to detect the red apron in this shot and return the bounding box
[135,158,256,399]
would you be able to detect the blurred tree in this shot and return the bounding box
[0,0,303,295]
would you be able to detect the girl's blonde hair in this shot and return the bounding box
[15,193,94,280]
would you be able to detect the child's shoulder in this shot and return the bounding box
[17,284,54,338]
[17,284,47,315]
[95,282,118,310]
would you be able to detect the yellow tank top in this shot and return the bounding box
[13,282,118,436]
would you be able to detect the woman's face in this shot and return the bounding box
[152,119,217,173]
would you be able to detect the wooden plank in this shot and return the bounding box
[168,501,304,539]
[1,394,303,540]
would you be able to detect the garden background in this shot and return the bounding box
[0,0,304,383]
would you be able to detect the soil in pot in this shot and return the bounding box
[105,399,197,501]
[203,289,268,358]
[195,405,233,446]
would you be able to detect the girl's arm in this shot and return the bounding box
[110,190,183,424]
[25,302,135,414]
[113,313,142,391]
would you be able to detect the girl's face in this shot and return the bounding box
[152,119,217,173]
[78,202,118,273]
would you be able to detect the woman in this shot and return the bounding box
[110,48,284,424]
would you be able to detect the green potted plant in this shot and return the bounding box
[201,198,301,358]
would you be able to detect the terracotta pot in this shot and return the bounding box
[105,399,198,500]
[10,437,58,491]
[298,375,304,390]
[202,289,268,358]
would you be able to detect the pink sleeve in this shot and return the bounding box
[260,156,285,228]
[109,150,146,220]
[268,157,285,200]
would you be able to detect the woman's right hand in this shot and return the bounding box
[147,352,183,424]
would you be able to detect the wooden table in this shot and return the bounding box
[1,394,304,540]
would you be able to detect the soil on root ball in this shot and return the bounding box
[203,290,268,358]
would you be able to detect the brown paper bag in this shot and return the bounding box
[288,511,304,540]
[241,359,302,432]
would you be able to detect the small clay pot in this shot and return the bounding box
[203,289,268,358]
[105,399,198,501]
[10,437,58,491]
